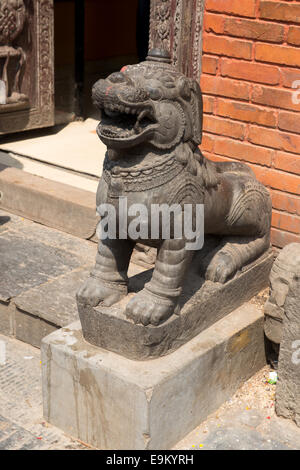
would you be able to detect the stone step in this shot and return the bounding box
[0,210,148,348]
[0,164,157,266]
[0,209,97,347]
[0,163,98,240]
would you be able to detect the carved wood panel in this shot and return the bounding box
[149,0,205,81]
[0,0,54,135]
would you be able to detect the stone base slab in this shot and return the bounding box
[78,250,274,360]
[42,302,266,450]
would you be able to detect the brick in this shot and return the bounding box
[248,126,300,155]
[204,13,225,34]
[200,75,251,100]
[202,56,218,75]
[281,68,300,88]
[214,137,274,166]
[274,150,300,174]
[272,210,300,235]
[205,0,256,18]
[271,190,300,216]
[271,228,300,249]
[246,163,270,185]
[203,95,215,114]
[287,26,300,47]
[260,2,300,24]
[202,152,235,164]
[221,59,280,85]
[203,115,246,140]
[217,99,277,127]
[278,111,300,134]
[252,85,300,112]
[224,18,285,43]
[256,43,300,68]
[201,134,215,153]
[203,35,252,60]
[261,167,300,195]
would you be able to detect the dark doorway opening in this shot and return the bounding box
[54,0,150,121]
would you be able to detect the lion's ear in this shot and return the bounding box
[189,80,203,147]
[177,76,191,101]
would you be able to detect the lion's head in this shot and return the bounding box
[92,50,203,151]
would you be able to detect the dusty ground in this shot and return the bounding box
[174,365,300,450]
[1,331,300,450]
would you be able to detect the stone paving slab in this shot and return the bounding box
[0,334,89,449]
[0,209,147,347]
[0,415,46,450]
[0,230,81,302]
[15,268,91,328]
[0,210,97,345]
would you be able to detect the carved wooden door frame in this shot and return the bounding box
[149,0,205,81]
[0,1,54,135]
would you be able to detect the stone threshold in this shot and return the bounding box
[0,163,98,240]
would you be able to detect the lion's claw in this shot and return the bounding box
[125,290,176,326]
[205,251,236,283]
[76,276,126,307]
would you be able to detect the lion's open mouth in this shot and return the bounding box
[98,103,157,143]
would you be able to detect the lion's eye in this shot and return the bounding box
[147,87,162,101]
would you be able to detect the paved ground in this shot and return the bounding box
[1,210,300,450]
[0,333,88,449]
[1,332,300,450]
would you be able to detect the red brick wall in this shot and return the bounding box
[200,0,300,248]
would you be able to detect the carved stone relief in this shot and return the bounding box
[0,0,54,135]
[149,0,205,81]
[0,0,28,106]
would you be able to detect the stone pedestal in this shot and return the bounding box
[41,302,266,450]
[78,250,273,360]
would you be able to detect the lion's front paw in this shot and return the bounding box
[76,276,126,307]
[125,290,177,326]
[205,251,236,283]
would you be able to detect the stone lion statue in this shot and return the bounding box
[77,49,272,327]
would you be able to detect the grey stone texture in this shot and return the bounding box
[42,303,266,450]
[276,274,300,427]
[0,209,150,347]
[0,209,97,346]
[2,332,300,450]
[264,243,300,345]
[78,250,274,360]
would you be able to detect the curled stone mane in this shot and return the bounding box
[175,143,220,189]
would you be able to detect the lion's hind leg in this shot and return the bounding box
[204,178,272,283]
[204,234,270,283]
